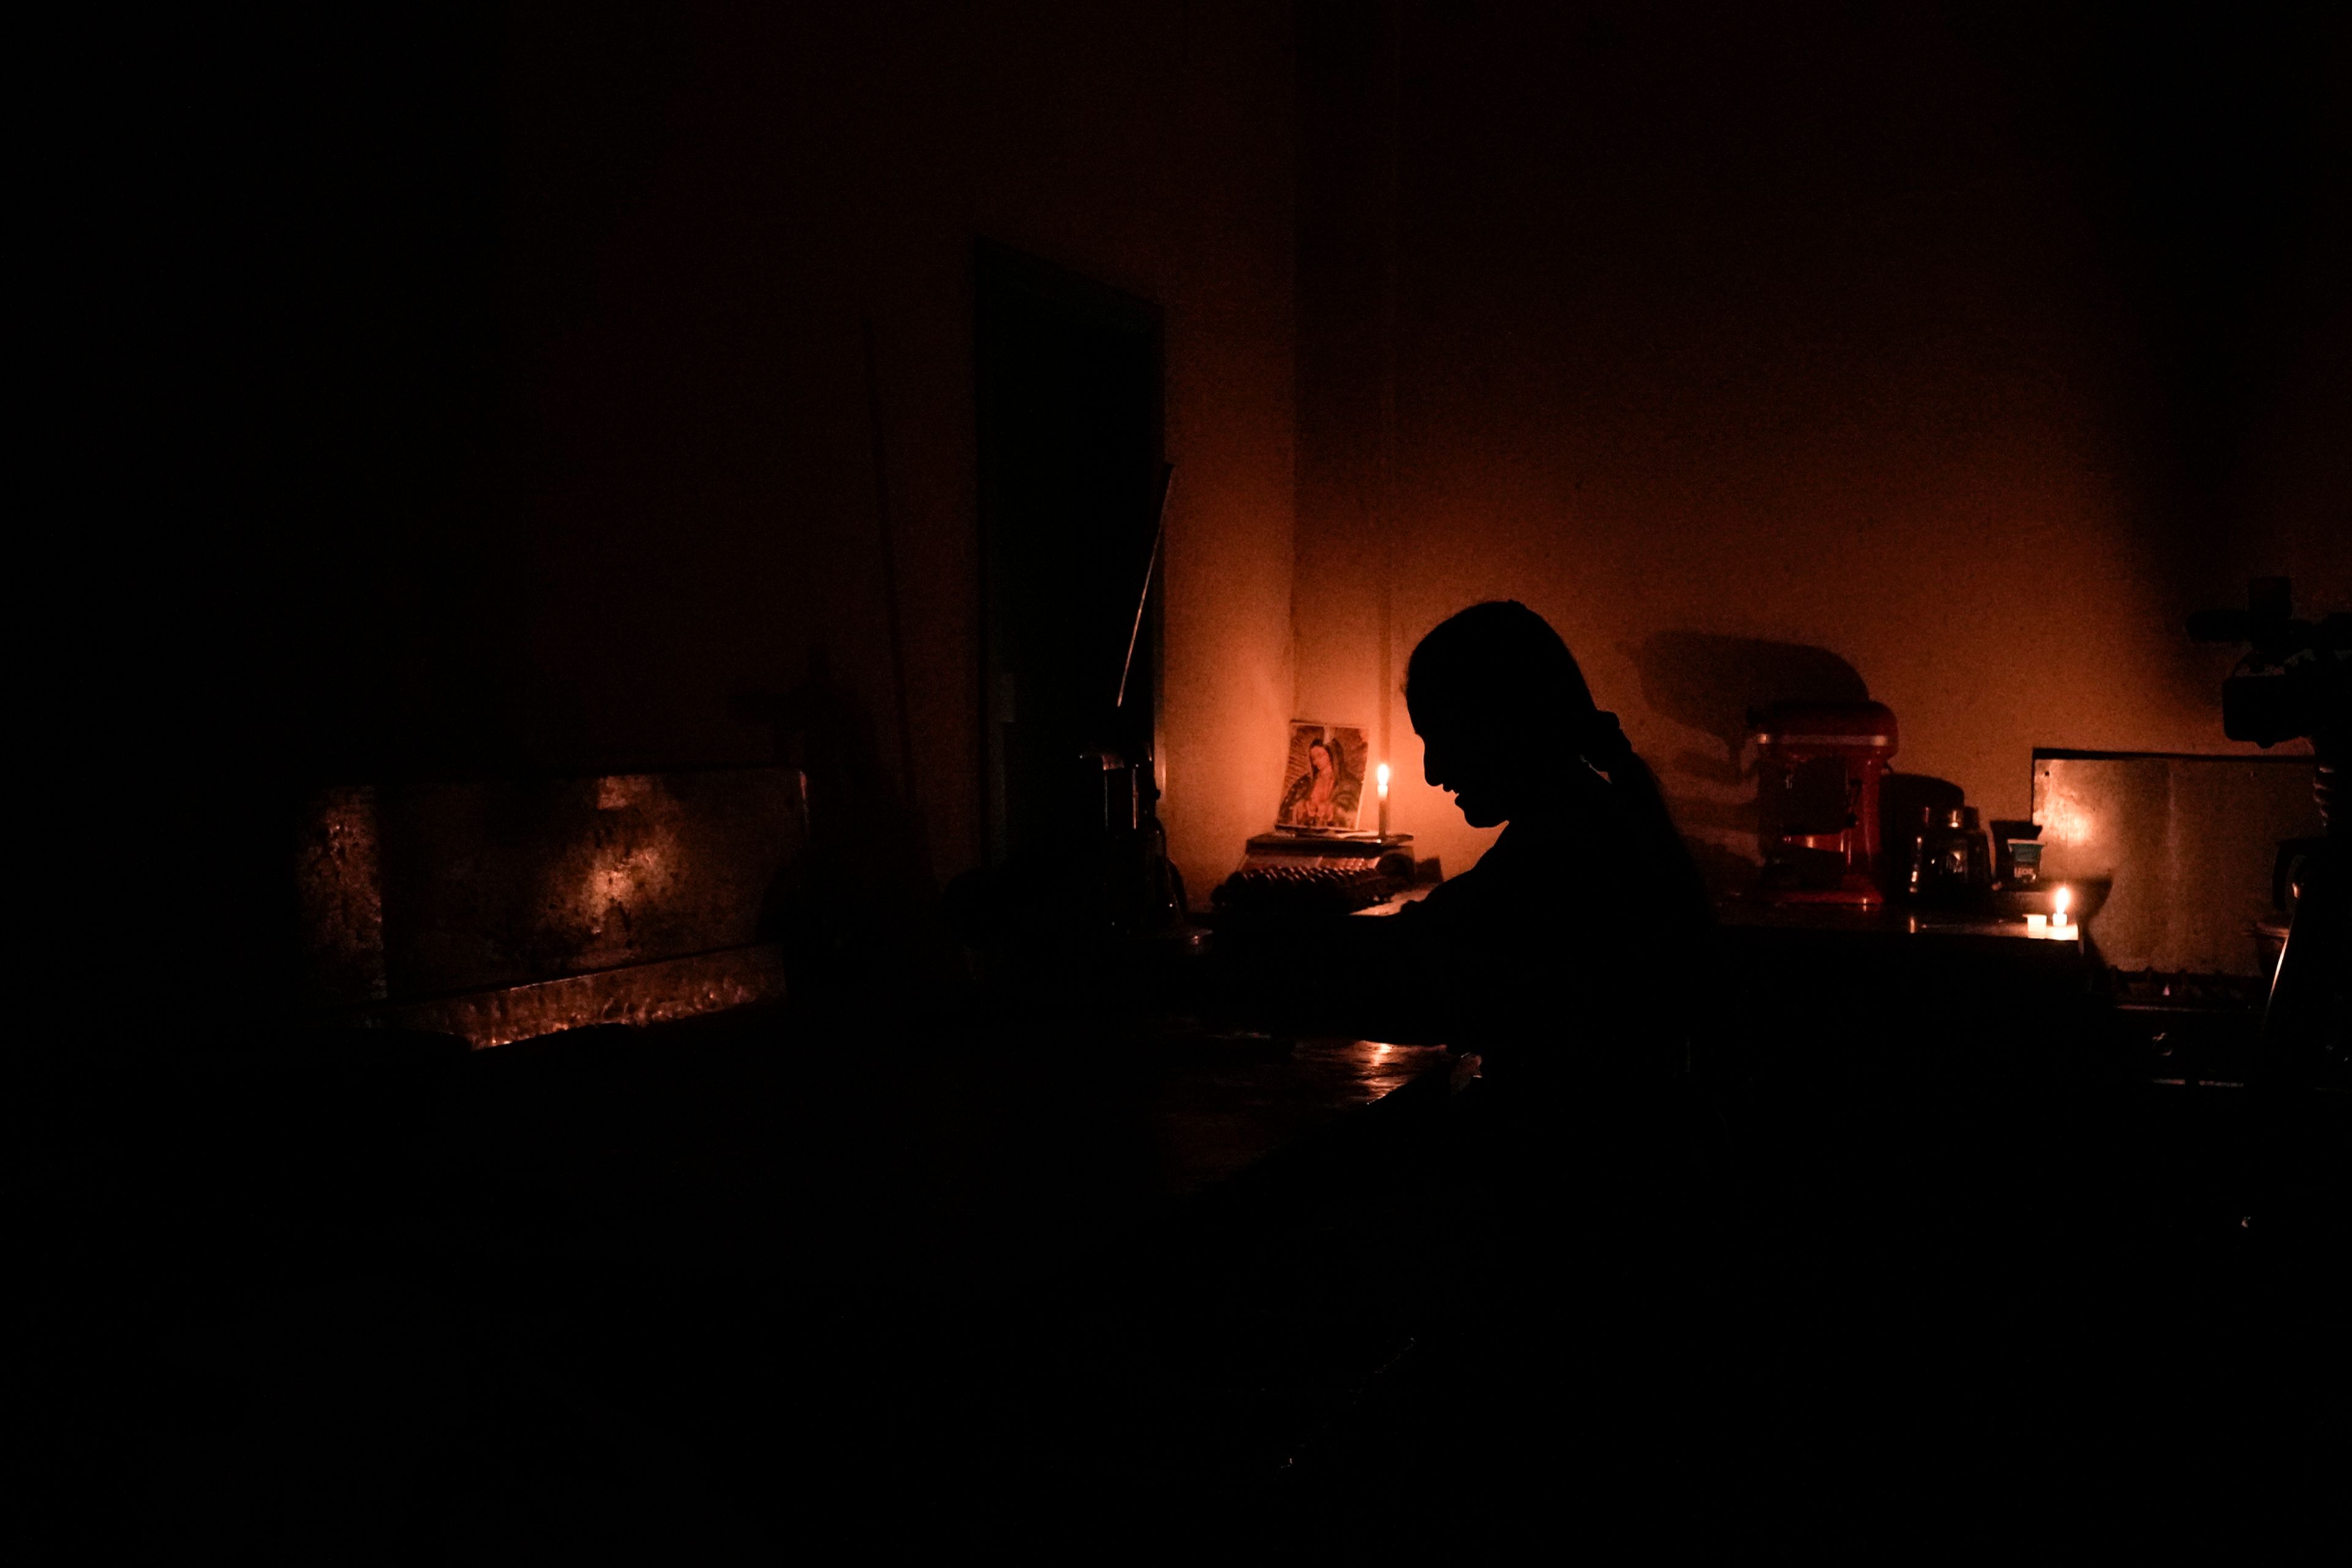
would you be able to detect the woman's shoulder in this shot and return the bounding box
[1398,834,1561,932]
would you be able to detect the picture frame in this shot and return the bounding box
[1275,721,1368,832]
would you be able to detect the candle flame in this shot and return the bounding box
[2053,886,2071,919]
[1376,762,1390,795]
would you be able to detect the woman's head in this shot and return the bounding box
[1406,601,1599,827]
[1407,599,1710,926]
[1308,739,1334,777]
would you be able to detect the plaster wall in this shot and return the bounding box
[1294,1,2348,885]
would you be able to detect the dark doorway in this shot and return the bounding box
[974,243,1165,868]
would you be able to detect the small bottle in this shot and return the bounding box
[1962,807,1993,891]
[1936,807,1972,884]
[1904,805,1935,899]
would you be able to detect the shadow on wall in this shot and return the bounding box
[1625,631,1961,893]
[1630,633,1870,777]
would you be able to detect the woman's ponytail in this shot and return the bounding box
[1585,718,1713,930]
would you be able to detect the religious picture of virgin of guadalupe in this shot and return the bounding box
[1275,722,1368,831]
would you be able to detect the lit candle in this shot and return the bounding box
[2051,886,2072,932]
[1376,762,1391,839]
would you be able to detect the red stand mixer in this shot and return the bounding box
[1751,700,1899,905]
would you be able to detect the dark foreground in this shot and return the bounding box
[21,993,2344,1558]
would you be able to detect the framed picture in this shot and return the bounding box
[1275,722,1368,832]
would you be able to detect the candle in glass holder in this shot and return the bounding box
[1376,763,1391,839]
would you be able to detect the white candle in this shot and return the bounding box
[2051,886,2072,931]
[2026,913,2048,932]
[1376,762,1391,839]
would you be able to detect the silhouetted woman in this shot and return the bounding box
[1392,601,1730,1503]
[1396,598,1712,1080]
